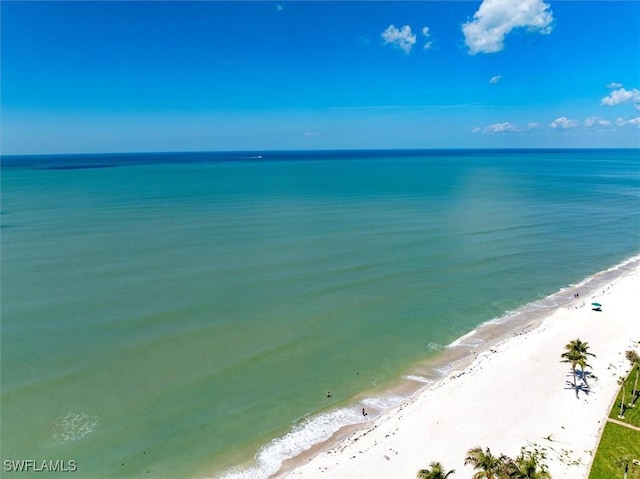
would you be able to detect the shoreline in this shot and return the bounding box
[214,255,640,479]
[275,256,640,478]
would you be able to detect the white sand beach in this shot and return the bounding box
[282,264,640,479]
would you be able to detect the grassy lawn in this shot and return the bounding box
[588,422,640,479]
[590,365,640,479]
[608,366,640,428]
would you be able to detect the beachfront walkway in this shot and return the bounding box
[607,417,640,432]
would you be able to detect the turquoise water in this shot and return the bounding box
[1,149,639,478]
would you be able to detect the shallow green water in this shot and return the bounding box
[1,149,639,478]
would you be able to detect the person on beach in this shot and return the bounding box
[362,408,367,416]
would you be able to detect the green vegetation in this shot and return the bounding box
[508,447,552,479]
[420,445,551,478]
[590,351,640,479]
[417,462,455,479]
[626,350,640,405]
[609,365,640,427]
[588,422,640,479]
[465,446,503,479]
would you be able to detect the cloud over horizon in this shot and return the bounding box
[616,117,640,127]
[584,116,611,128]
[462,0,553,55]
[473,122,520,133]
[549,117,578,129]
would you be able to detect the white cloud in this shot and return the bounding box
[601,87,640,106]
[526,122,541,130]
[381,25,416,53]
[422,26,433,50]
[606,82,623,89]
[584,116,611,128]
[471,127,482,133]
[482,122,520,133]
[549,117,578,129]
[462,0,553,55]
[488,122,519,132]
[615,117,640,127]
[489,75,502,84]
[304,131,319,137]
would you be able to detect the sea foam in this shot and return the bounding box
[217,407,369,479]
[50,412,99,446]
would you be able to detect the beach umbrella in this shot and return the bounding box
[592,302,602,307]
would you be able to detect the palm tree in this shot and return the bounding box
[417,461,455,479]
[624,350,639,404]
[567,338,595,359]
[618,376,626,419]
[615,456,630,479]
[565,339,596,388]
[465,446,503,479]
[561,349,583,398]
[509,448,552,479]
[498,454,516,479]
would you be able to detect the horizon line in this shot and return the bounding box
[3,146,639,159]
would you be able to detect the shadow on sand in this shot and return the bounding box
[564,370,594,398]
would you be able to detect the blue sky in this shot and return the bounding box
[2,0,639,154]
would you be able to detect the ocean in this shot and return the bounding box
[1,149,639,478]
